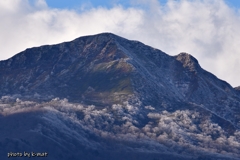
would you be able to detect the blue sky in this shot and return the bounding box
[223,0,240,8]
[45,0,166,9]
[45,0,240,10]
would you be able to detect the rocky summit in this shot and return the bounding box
[0,33,240,160]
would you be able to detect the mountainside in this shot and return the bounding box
[0,33,240,160]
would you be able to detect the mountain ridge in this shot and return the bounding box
[1,32,239,125]
[0,32,240,160]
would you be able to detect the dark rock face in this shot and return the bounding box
[0,33,240,160]
[0,33,134,106]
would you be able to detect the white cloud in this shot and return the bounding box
[0,0,240,86]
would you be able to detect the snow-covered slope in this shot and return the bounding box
[0,33,239,160]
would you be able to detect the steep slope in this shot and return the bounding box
[0,34,134,106]
[0,33,240,160]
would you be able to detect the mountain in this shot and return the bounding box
[0,33,240,160]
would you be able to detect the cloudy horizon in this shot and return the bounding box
[1,0,240,87]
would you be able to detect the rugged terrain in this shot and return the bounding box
[0,33,240,160]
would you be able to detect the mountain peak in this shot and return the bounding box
[74,32,122,42]
[175,52,200,71]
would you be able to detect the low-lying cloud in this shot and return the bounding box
[1,0,240,86]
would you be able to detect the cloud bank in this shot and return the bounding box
[0,0,240,86]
